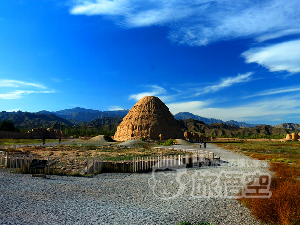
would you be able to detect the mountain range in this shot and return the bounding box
[37,108,263,128]
[173,112,263,128]
[178,118,292,138]
[1,107,300,132]
[273,123,300,130]
[39,107,129,122]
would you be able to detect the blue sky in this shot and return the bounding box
[1,0,300,125]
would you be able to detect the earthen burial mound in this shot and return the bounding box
[113,96,184,141]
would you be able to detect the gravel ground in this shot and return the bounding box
[0,144,271,225]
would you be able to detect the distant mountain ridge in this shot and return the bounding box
[178,118,290,138]
[0,111,73,129]
[39,107,129,122]
[174,112,263,128]
[0,109,294,138]
[273,123,300,131]
[1,108,294,131]
[174,112,223,124]
[39,108,263,127]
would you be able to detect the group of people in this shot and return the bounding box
[199,139,206,148]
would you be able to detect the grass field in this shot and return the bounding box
[216,141,300,225]
[0,139,64,146]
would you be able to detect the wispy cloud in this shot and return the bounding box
[0,91,34,100]
[167,94,300,123]
[197,72,253,95]
[0,90,54,100]
[0,79,54,100]
[0,79,46,89]
[168,100,210,115]
[244,86,300,99]
[127,82,300,123]
[108,106,125,111]
[70,0,300,46]
[128,85,168,101]
[128,73,253,104]
[70,0,129,16]
[242,39,300,73]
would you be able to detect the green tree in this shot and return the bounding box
[0,119,16,131]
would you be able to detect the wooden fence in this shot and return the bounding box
[0,150,220,176]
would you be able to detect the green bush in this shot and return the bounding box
[0,119,17,131]
[164,138,174,146]
[141,137,146,141]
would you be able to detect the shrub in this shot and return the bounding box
[164,138,175,146]
[141,137,146,141]
[0,119,17,131]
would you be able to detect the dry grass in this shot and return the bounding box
[217,142,300,224]
[8,144,189,160]
[0,138,64,146]
[239,163,300,225]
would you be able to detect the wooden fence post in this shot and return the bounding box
[87,159,89,177]
[15,155,17,169]
[48,157,50,175]
[10,154,12,173]
[93,158,95,175]
[133,157,135,173]
[141,157,143,171]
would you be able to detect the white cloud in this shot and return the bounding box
[168,100,210,115]
[197,72,253,95]
[0,90,55,100]
[70,0,300,46]
[108,106,125,111]
[256,29,300,43]
[167,94,300,123]
[244,86,300,98]
[0,90,34,100]
[70,0,129,16]
[0,79,54,100]
[128,85,167,101]
[127,82,300,123]
[242,39,300,73]
[0,79,46,89]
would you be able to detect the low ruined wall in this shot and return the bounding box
[0,128,65,139]
[210,137,281,142]
[0,131,30,139]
